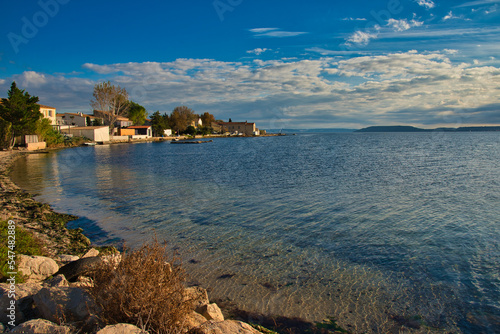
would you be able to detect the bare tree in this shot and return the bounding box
[90,81,130,133]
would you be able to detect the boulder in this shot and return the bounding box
[189,320,262,334]
[196,303,224,322]
[184,286,210,309]
[184,310,208,330]
[0,282,43,324]
[54,256,102,282]
[10,318,71,334]
[82,248,100,258]
[96,323,147,334]
[17,255,59,282]
[44,274,69,287]
[55,254,80,264]
[33,286,98,323]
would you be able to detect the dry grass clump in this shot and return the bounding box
[87,238,193,333]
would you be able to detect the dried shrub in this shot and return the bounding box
[87,238,193,333]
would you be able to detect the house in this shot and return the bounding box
[57,112,103,127]
[219,121,259,136]
[60,126,110,142]
[38,104,57,125]
[93,110,133,128]
[190,118,203,128]
[126,125,152,138]
[0,102,56,125]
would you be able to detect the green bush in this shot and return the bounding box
[0,220,44,283]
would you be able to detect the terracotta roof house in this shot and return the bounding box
[126,125,152,137]
[218,121,259,136]
[38,104,57,125]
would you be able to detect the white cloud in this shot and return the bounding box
[248,28,279,33]
[387,19,411,31]
[19,71,47,87]
[247,48,270,55]
[342,17,367,21]
[416,0,435,9]
[386,18,423,32]
[249,28,308,38]
[346,30,379,45]
[2,52,499,128]
[443,11,461,20]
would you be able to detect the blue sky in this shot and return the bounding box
[1,0,500,129]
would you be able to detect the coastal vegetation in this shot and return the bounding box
[0,219,45,283]
[87,238,193,333]
[0,82,42,149]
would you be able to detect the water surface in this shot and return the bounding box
[11,133,500,333]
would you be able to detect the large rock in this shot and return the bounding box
[82,248,100,258]
[189,320,262,334]
[184,310,209,331]
[96,323,147,334]
[44,274,70,287]
[196,303,224,322]
[17,255,59,282]
[10,318,71,334]
[54,256,103,281]
[0,282,43,324]
[33,286,98,323]
[55,254,80,264]
[184,286,209,309]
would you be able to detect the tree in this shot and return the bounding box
[200,112,215,127]
[0,82,41,147]
[151,111,169,137]
[170,106,196,134]
[90,81,130,133]
[128,101,148,125]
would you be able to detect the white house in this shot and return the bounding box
[38,104,57,125]
[60,126,110,142]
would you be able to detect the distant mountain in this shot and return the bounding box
[356,126,426,132]
[356,125,500,132]
[266,128,356,133]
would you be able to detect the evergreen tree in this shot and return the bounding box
[0,82,41,147]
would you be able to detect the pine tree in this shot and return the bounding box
[0,82,41,147]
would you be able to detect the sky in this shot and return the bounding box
[1,0,500,129]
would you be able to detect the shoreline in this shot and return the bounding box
[1,148,343,334]
[0,150,91,257]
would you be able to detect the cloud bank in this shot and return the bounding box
[1,51,499,129]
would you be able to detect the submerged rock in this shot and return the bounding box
[189,320,262,334]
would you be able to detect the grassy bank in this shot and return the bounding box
[0,151,91,264]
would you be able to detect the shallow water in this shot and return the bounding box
[11,132,500,333]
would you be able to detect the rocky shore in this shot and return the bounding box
[0,150,269,334]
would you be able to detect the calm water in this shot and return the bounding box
[11,133,500,333]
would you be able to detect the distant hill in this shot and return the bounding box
[356,125,500,132]
[356,126,426,132]
[266,128,355,133]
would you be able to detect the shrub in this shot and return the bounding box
[0,220,44,282]
[87,238,193,333]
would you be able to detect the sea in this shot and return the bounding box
[10,132,500,333]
